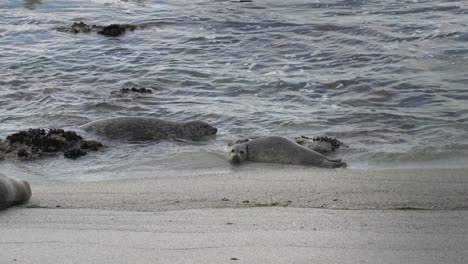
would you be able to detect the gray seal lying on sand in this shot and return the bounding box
[230,135,347,155]
[0,173,32,210]
[80,117,218,141]
[228,136,346,168]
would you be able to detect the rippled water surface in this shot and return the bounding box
[1,0,468,182]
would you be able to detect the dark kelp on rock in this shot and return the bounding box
[58,21,142,37]
[69,21,92,33]
[120,87,153,94]
[294,136,346,155]
[0,128,103,160]
[96,24,139,37]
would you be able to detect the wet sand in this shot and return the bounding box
[0,167,467,263]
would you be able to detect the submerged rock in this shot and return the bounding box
[120,87,153,94]
[58,21,142,36]
[1,128,103,160]
[79,140,103,151]
[6,128,82,153]
[96,24,138,37]
[70,21,92,33]
[64,148,87,159]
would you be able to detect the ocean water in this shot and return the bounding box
[1,0,467,182]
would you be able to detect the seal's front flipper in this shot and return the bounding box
[322,158,346,169]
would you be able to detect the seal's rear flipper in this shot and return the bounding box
[337,160,347,168]
[332,158,347,168]
[323,158,347,169]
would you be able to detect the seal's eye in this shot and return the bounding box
[231,149,235,153]
[240,150,245,155]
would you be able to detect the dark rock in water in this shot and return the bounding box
[294,136,346,154]
[16,148,31,159]
[1,128,102,160]
[64,148,87,159]
[79,140,103,151]
[50,129,83,142]
[96,24,137,37]
[311,136,344,151]
[58,21,142,36]
[6,128,82,153]
[70,21,92,33]
[0,140,18,160]
[120,87,153,94]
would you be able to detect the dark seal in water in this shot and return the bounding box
[80,117,218,141]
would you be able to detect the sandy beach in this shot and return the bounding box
[1,167,467,263]
[2,0,468,263]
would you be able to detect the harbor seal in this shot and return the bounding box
[228,136,346,168]
[0,173,32,210]
[80,117,218,141]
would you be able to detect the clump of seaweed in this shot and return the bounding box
[64,148,87,159]
[6,128,82,153]
[295,135,346,154]
[70,21,92,33]
[2,128,102,160]
[303,136,344,151]
[79,140,103,151]
[120,87,153,94]
[96,24,138,37]
[58,21,142,37]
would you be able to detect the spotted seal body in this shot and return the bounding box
[228,136,346,168]
[80,117,218,141]
[0,173,32,210]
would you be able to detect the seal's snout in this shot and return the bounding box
[212,127,218,134]
[230,155,241,164]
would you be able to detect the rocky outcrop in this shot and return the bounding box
[0,128,103,160]
[294,136,346,155]
[58,21,143,37]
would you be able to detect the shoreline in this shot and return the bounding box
[25,167,468,211]
[1,167,467,263]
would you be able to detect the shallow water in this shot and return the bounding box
[1,0,468,182]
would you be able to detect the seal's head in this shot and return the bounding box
[183,121,218,138]
[15,180,32,204]
[229,144,248,163]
